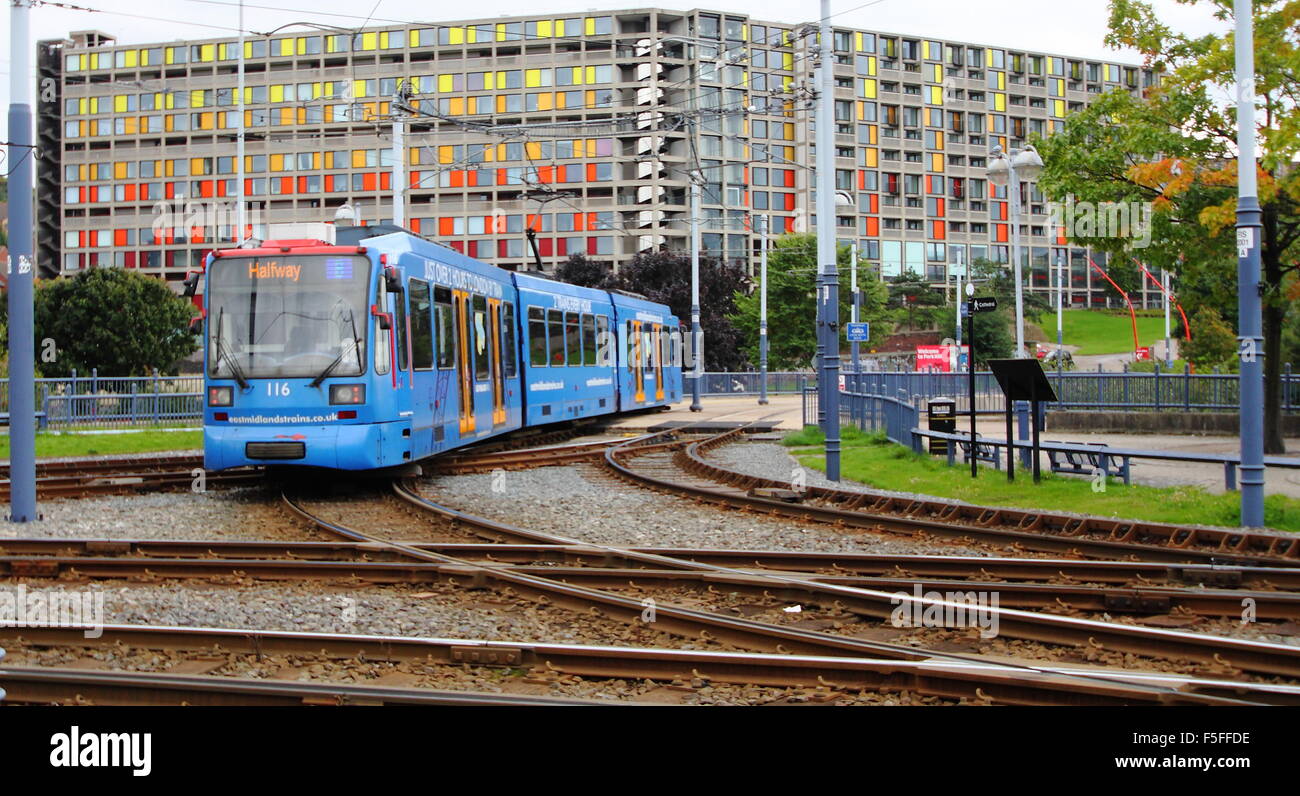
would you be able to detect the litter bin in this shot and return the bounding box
[927,399,956,455]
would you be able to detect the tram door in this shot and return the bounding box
[652,323,665,402]
[488,299,506,427]
[453,290,474,435]
[630,320,645,404]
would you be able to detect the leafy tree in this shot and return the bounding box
[887,269,945,330]
[607,250,750,372]
[21,268,198,377]
[1181,305,1240,372]
[1036,0,1300,453]
[554,253,612,289]
[934,260,1016,364]
[730,233,892,370]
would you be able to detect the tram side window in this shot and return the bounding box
[501,304,518,378]
[393,281,408,372]
[375,280,391,376]
[581,314,597,366]
[472,294,489,381]
[409,278,433,370]
[660,326,671,369]
[595,315,610,366]
[547,309,564,366]
[434,286,454,369]
[668,327,679,369]
[528,306,547,367]
[643,328,655,373]
[565,312,581,366]
[626,322,635,374]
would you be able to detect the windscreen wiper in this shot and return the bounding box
[212,308,249,390]
[309,308,362,388]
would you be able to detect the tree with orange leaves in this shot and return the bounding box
[1037,0,1299,454]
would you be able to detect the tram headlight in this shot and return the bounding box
[329,384,366,405]
[208,386,233,406]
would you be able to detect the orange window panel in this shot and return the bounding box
[536,165,553,184]
[526,214,541,230]
[410,218,421,233]
[362,173,377,191]
[114,229,128,246]
[995,223,1008,242]
[870,194,879,213]
[200,180,215,198]
[866,217,879,237]
[586,164,598,182]
[932,220,945,240]
[439,217,455,236]
[280,176,294,194]
[935,198,945,216]
[497,168,508,185]
[449,170,464,188]
[297,176,308,193]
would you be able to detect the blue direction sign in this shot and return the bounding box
[845,322,870,342]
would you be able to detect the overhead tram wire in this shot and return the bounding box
[29,0,271,35]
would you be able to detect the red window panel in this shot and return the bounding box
[165,183,176,200]
[497,168,508,185]
[783,193,795,211]
[323,175,335,193]
[1055,227,1067,245]
[409,218,421,234]
[586,236,598,255]
[123,184,137,201]
[498,240,510,258]
[586,213,598,230]
[539,237,554,256]
[280,176,294,194]
[199,180,214,198]
[995,201,1007,221]
[537,166,553,184]
[555,238,567,256]
[586,164,598,182]
[449,240,465,254]
[466,170,478,187]
[931,220,945,240]
[114,229,128,246]
[77,230,87,248]
[217,180,228,198]
[784,216,796,234]
[361,173,376,192]
[869,194,879,213]
[858,171,866,190]
[124,251,138,268]
[935,198,945,217]
[865,217,879,237]
[526,214,541,231]
[191,230,205,244]
[448,170,463,188]
[995,223,1008,242]
[784,170,796,187]
[439,218,455,236]
[294,176,306,194]
[464,240,476,258]
[925,175,933,193]
[88,186,99,203]
[743,190,750,207]
[573,213,585,231]
[380,172,391,190]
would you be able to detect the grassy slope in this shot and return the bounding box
[1059,309,1171,356]
[0,430,202,459]
[785,427,1300,532]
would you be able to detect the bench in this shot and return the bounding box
[1045,440,1132,485]
[954,434,1001,469]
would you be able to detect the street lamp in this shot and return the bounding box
[987,144,1044,358]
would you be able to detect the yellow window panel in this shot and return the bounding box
[585,89,597,107]
[997,72,1006,90]
[190,89,205,108]
[164,48,175,65]
[407,148,419,166]
[525,69,542,88]
[437,145,453,164]
[585,66,597,84]
[200,44,214,62]
[783,122,795,140]
[986,49,994,67]
[77,98,87,114]
[864,148,878,168]
[585,17,596,35]
[437,75,453,93]
[269,85,284,103]
[994,93,1006,112]
[496,143,508,161]
[784,145,795,161]
[113,162,126,179]
[586,139,598,157]
[77,164,87,180]
[164,93,174,110]
[934,131,944,150]
[409,30,418,48]
[467,26,479,43]
[554,20,565,37]
[113,95,126,113]
[537,93,553,111]
[449,97,465,115]
[782,52,794,71]
[929,85,943,105]
[496,95,507,113]
[496,23,507,42]
[537,20,553,38]
[449,27,464,45]
[932,64,943,83]
[190,157,205,174]
[868,124,878,144]
[312,83,323,99]
[123,50,138,68]
[526,142,542,160]
[379,32,390,49]
[1053,99,1066,118]
[350,150,365,168]
[361,32,377,51]
[855,32,864,52]
[931,153,944,172]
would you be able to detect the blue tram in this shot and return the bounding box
[198,224,681,471]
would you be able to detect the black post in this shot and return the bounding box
[1031,383,1042,483]
[968,297,977,479]
[1004,393,1015,482]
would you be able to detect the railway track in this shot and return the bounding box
[600,427,1300,566]
[0,453,260,499]
[5,623,1297,706]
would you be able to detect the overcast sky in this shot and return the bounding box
[2,0,1228,142]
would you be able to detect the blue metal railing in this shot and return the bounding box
[0,370,203,429]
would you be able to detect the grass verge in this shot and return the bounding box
[0,430,202,460]
[784,426,1300,532]
[1060,309,1170,356]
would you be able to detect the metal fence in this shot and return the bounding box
[698,371,809,396]
[0,370,203,430]
[830,364,1300,414]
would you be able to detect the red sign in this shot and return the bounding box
[1135,346,1151,361]
[915,345,969,373]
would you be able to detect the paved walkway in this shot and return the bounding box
[612,395,1300,498]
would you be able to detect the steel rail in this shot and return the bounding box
[0,623,1282,706]
[0,665,609,706]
